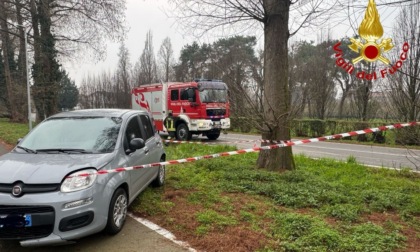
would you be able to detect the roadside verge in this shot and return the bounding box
[0,141,12,155]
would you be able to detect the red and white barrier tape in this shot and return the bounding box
[70,122,419,178]
[163,139,284,145]
[163,139,217,145]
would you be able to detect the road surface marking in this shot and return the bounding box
[128,213,196,252]
[297,144,417,158]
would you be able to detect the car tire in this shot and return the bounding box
[152,157,165,187]
[176,123,192,141]
[105,188,128,235]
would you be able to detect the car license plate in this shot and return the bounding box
[213,122,221,128]
[25,214,32,227]
[0,214,31,228]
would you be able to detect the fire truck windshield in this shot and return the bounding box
[199,89,227,103]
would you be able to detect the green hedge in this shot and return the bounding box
[292,120,384,142]
[394,127,420,146]
[230,118,419,145]
[291,119,420,145]
[230,117,253,133]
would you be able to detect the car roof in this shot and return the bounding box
[49,109,145,119]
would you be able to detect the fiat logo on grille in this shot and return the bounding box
[12,183,23,197]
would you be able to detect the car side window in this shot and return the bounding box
[180,89,189,100]
[140,115,154,140]
[171,90,179,101]
[125,116,143,141]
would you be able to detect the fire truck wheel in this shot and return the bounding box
[207,131,220,140]
[176,123,192,141]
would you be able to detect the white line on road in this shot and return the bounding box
[128,213,196,252]
[297,144,417,158]
[296,145,416,157]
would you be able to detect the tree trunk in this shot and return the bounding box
[361,63,375,121]
[32,0,61,119]
[338,92,347,118]
[16,0,25,79]
[15,0,29,121]
[257,0,295,171]
[0,0,25,122]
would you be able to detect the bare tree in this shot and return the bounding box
[0,0,27,122]
[251,49,264,114]
[78,42,133,110]
[0,0,126,121]
[51,0,127,60]
[349,62,376,121]
[289,40,337,120]
[116,42,131,108]
[385,0,420,145]
[157,37,175,82]
[332,37,357,118]
[288,41,309,118]
[387,1,420,122]
[309,43,336,120]
[135,30,158,85]
[171,0,337,171]
[79,70,121,109]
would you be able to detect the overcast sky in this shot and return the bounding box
[64,0,400,86]
[64,0,188,85]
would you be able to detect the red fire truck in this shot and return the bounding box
[131,79,230,140]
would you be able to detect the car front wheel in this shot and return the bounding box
[152,157,165,187]
[105,188,128,235]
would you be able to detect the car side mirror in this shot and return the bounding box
[129,138,145,151]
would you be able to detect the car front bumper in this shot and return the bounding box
[0,181,112,247]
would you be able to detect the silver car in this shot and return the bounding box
[0,109,165,246]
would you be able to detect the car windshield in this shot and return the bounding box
[199,89,227,103]
[18,117,122,153]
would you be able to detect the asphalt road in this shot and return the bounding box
[0,217,189,252]
[0,145,189,252]
[216,132,420,171]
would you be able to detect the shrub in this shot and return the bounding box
[395,127,420,146]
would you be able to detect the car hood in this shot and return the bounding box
[0,152,115,184]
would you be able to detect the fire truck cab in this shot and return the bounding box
[131,79,230,140]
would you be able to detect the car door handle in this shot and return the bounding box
[144,148,149,154]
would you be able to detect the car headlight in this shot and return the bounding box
[61,169,97,193]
